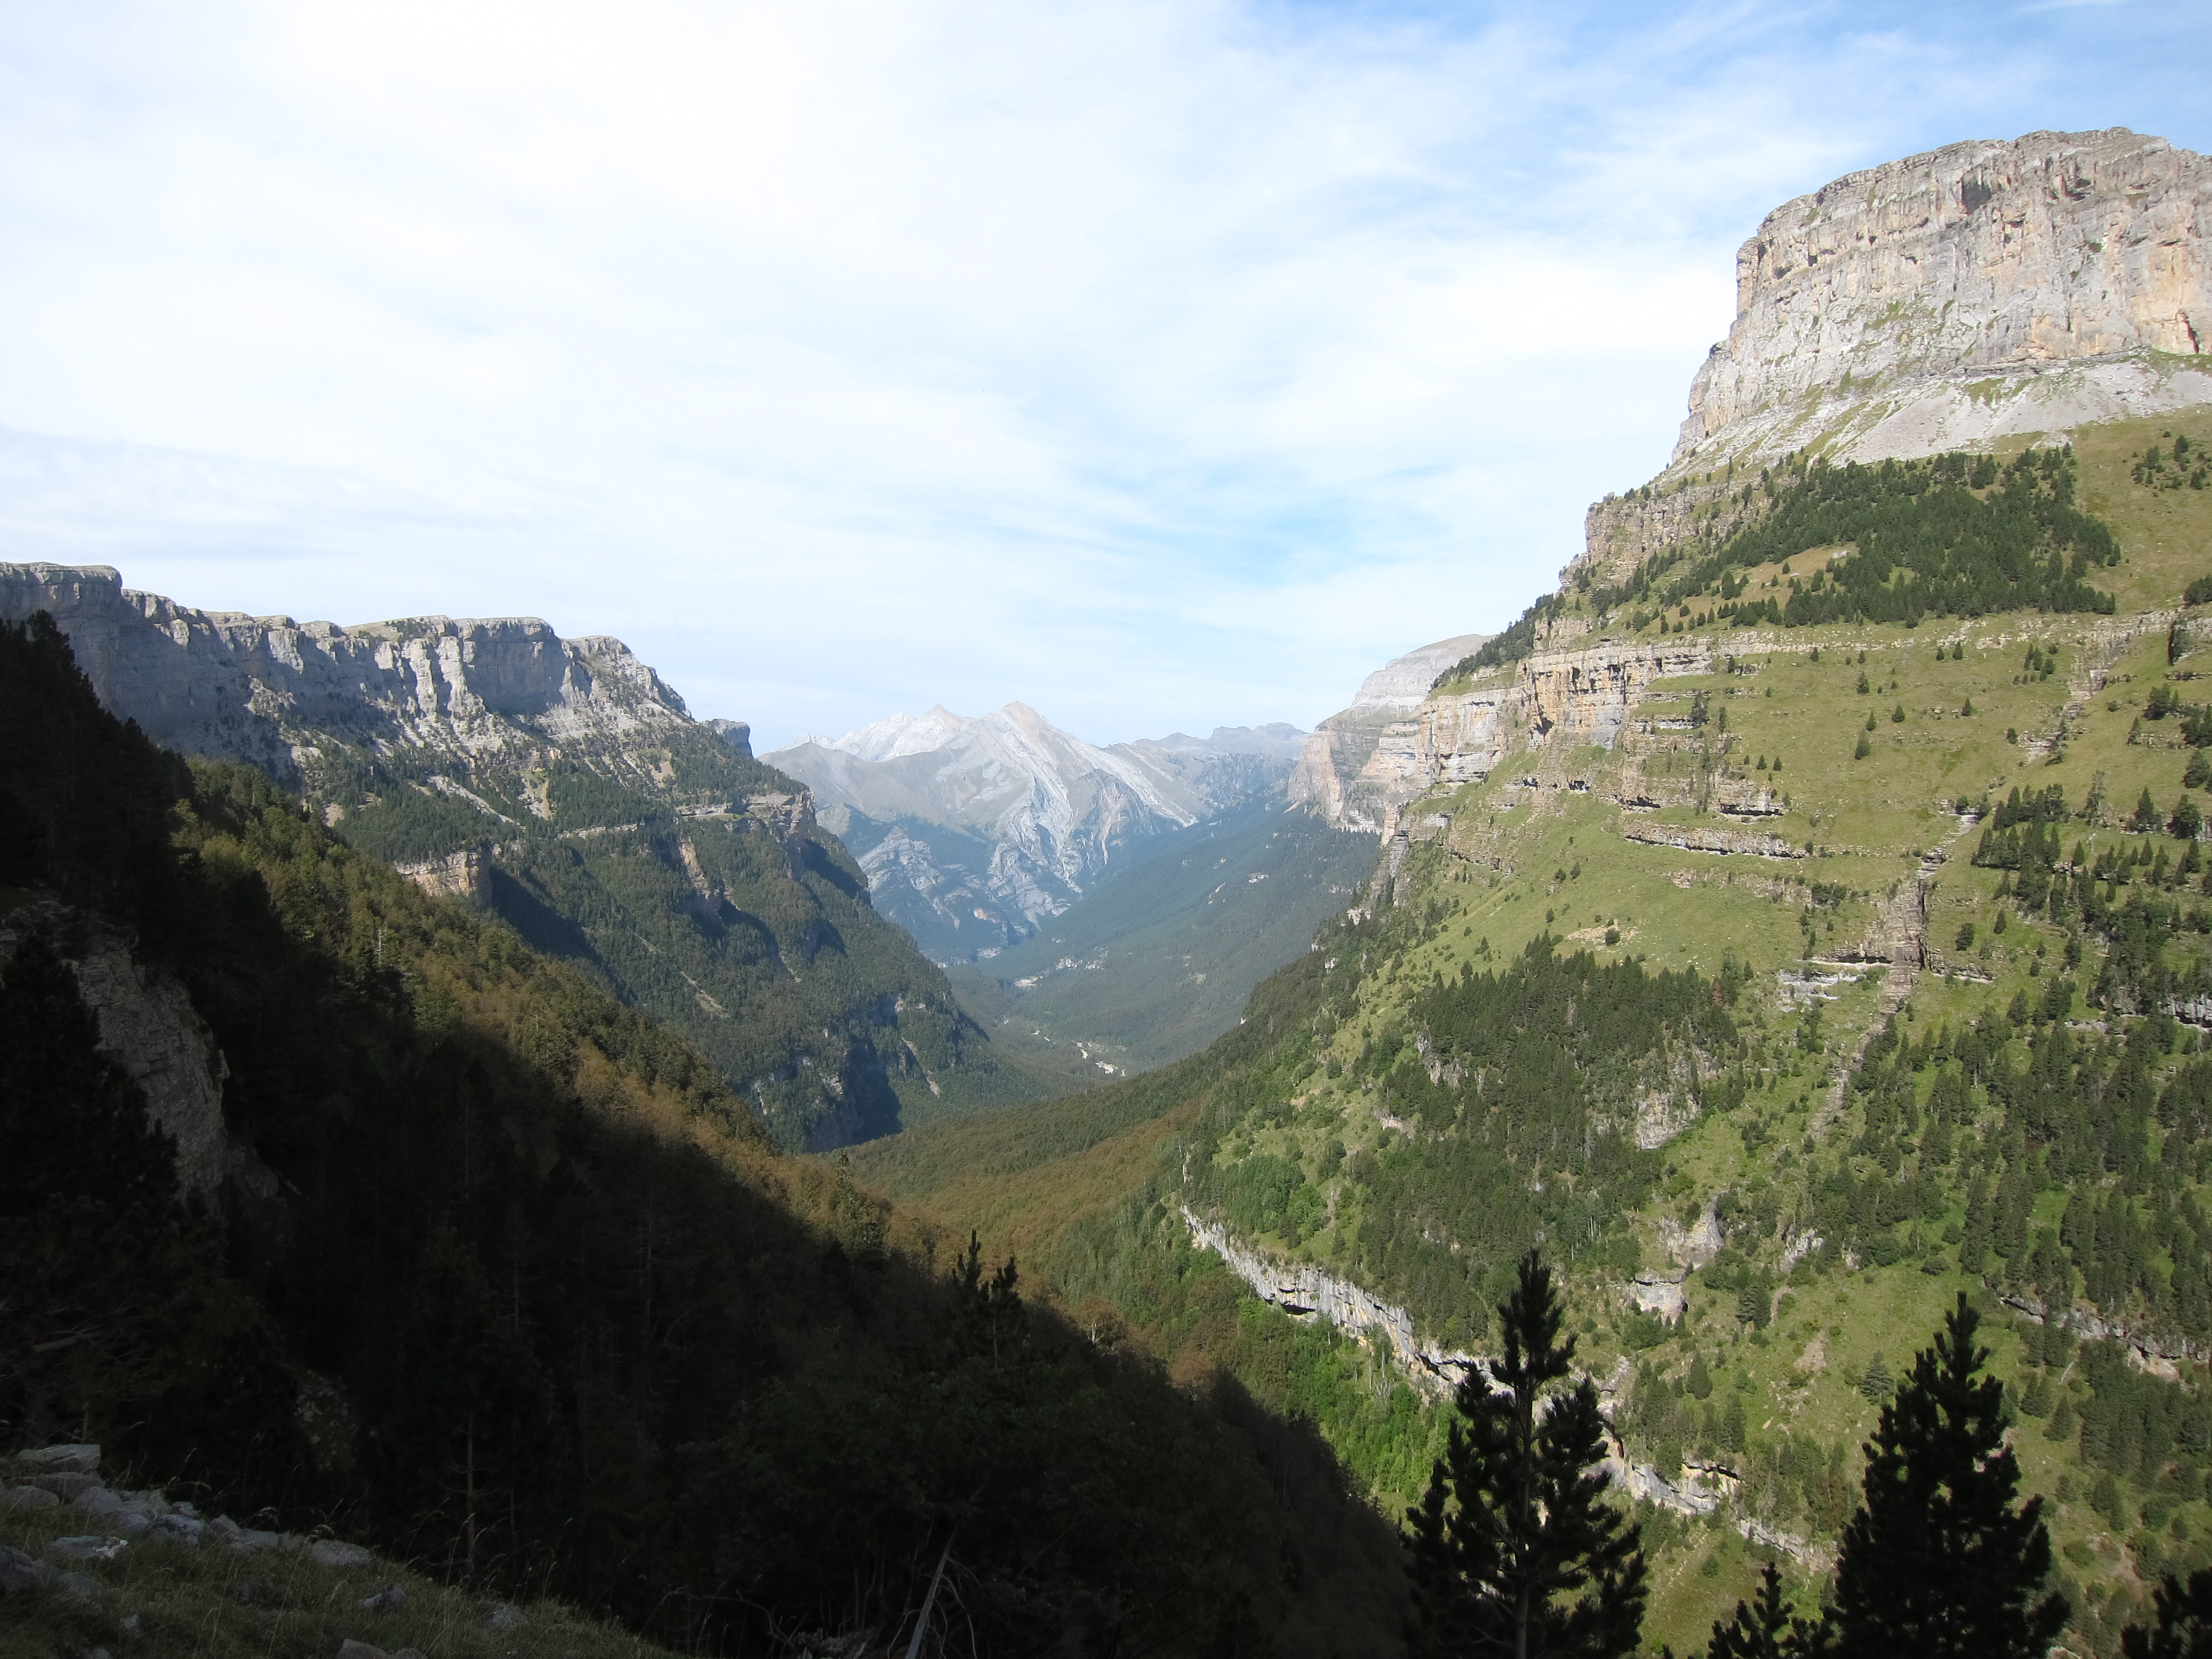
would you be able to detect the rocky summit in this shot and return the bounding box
[1583,127,2212,591]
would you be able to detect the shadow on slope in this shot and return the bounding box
[0,614,1406,1658]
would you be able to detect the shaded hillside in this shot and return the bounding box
[0,613,1407,1657]
[948,796,1378,1085]
[0,566,1037,1150]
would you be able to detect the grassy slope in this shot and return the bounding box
[850,411,2212,1657]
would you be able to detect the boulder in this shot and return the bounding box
[0,1484,60,1513]
[24,1472,102,1501]
[7,1443,99,1477]
[0,1546,42,1594]
[149,1512,206,1544]
[310,1540,372,1569]
[337,1643,389,1659]
[360,1584,407,1612]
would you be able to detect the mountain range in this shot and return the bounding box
[767,705,1307,962]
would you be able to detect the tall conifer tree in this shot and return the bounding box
[1404,1250,1647,1658]
[1827,1293,2066,1658]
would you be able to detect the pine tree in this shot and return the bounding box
[2122,1567,2212,1658]
[1707,1561,1831,1658]
[1405,1250,1647,1658]
[1826,1293,2068,1658]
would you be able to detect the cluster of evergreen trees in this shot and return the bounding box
[1184,936,1748,1340]
[1416,1259,2212,1659]
[1405,1256,2196,1658]
[1686,446,2117,629]
[2133,435,2207,494]
[1461,446,2121,674]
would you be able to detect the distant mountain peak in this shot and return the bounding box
[768,701,1310,964]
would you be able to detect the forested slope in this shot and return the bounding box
[0,613,1407,1657]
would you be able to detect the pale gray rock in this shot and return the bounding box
[149,1512,206,1544]
[0,1484,60,1512]
[0,1546,39,1594]
[0,565,694,785]
[1630,1273,1689,1322]
[1678,128,2210,471]
[1286,634,1493,834]
[361,1583,407,1611]
[1578,129,2212,587]
[485,1601,527,1631]
[771,705,1308,962]
[703,716,753,757]
[71,1487,152,1535]
[56,1572,99,1603]
[23,1472,102,1502]
[311,1539,373,1568]
[337,1641,389,1659]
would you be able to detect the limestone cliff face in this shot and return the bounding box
[0,563,694,784]
[1575,128,2211,589]
[1289,633,1489,832]
[0,561,1025,1151]
[0,907,235,1198]
[1680,129,2211,468]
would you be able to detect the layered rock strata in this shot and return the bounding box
[0,564,695,785]
[1288,633,1490,833]
[1576,129,2212,588]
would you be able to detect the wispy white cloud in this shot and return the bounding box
[0,0,2204,746]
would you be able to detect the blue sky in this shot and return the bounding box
[1,0,2206,749]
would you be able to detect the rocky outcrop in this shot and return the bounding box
[1181,1211,1829,1557]
[1181,1208,1475,1396]
[1330,638,1726,838]
[0,906,230,1197]
[1,561,1027,1153]
[1572,129,2212,588]
[1289,634,1490,832]
[1679,129,2210,467]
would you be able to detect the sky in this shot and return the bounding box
[1,1,2207,750]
